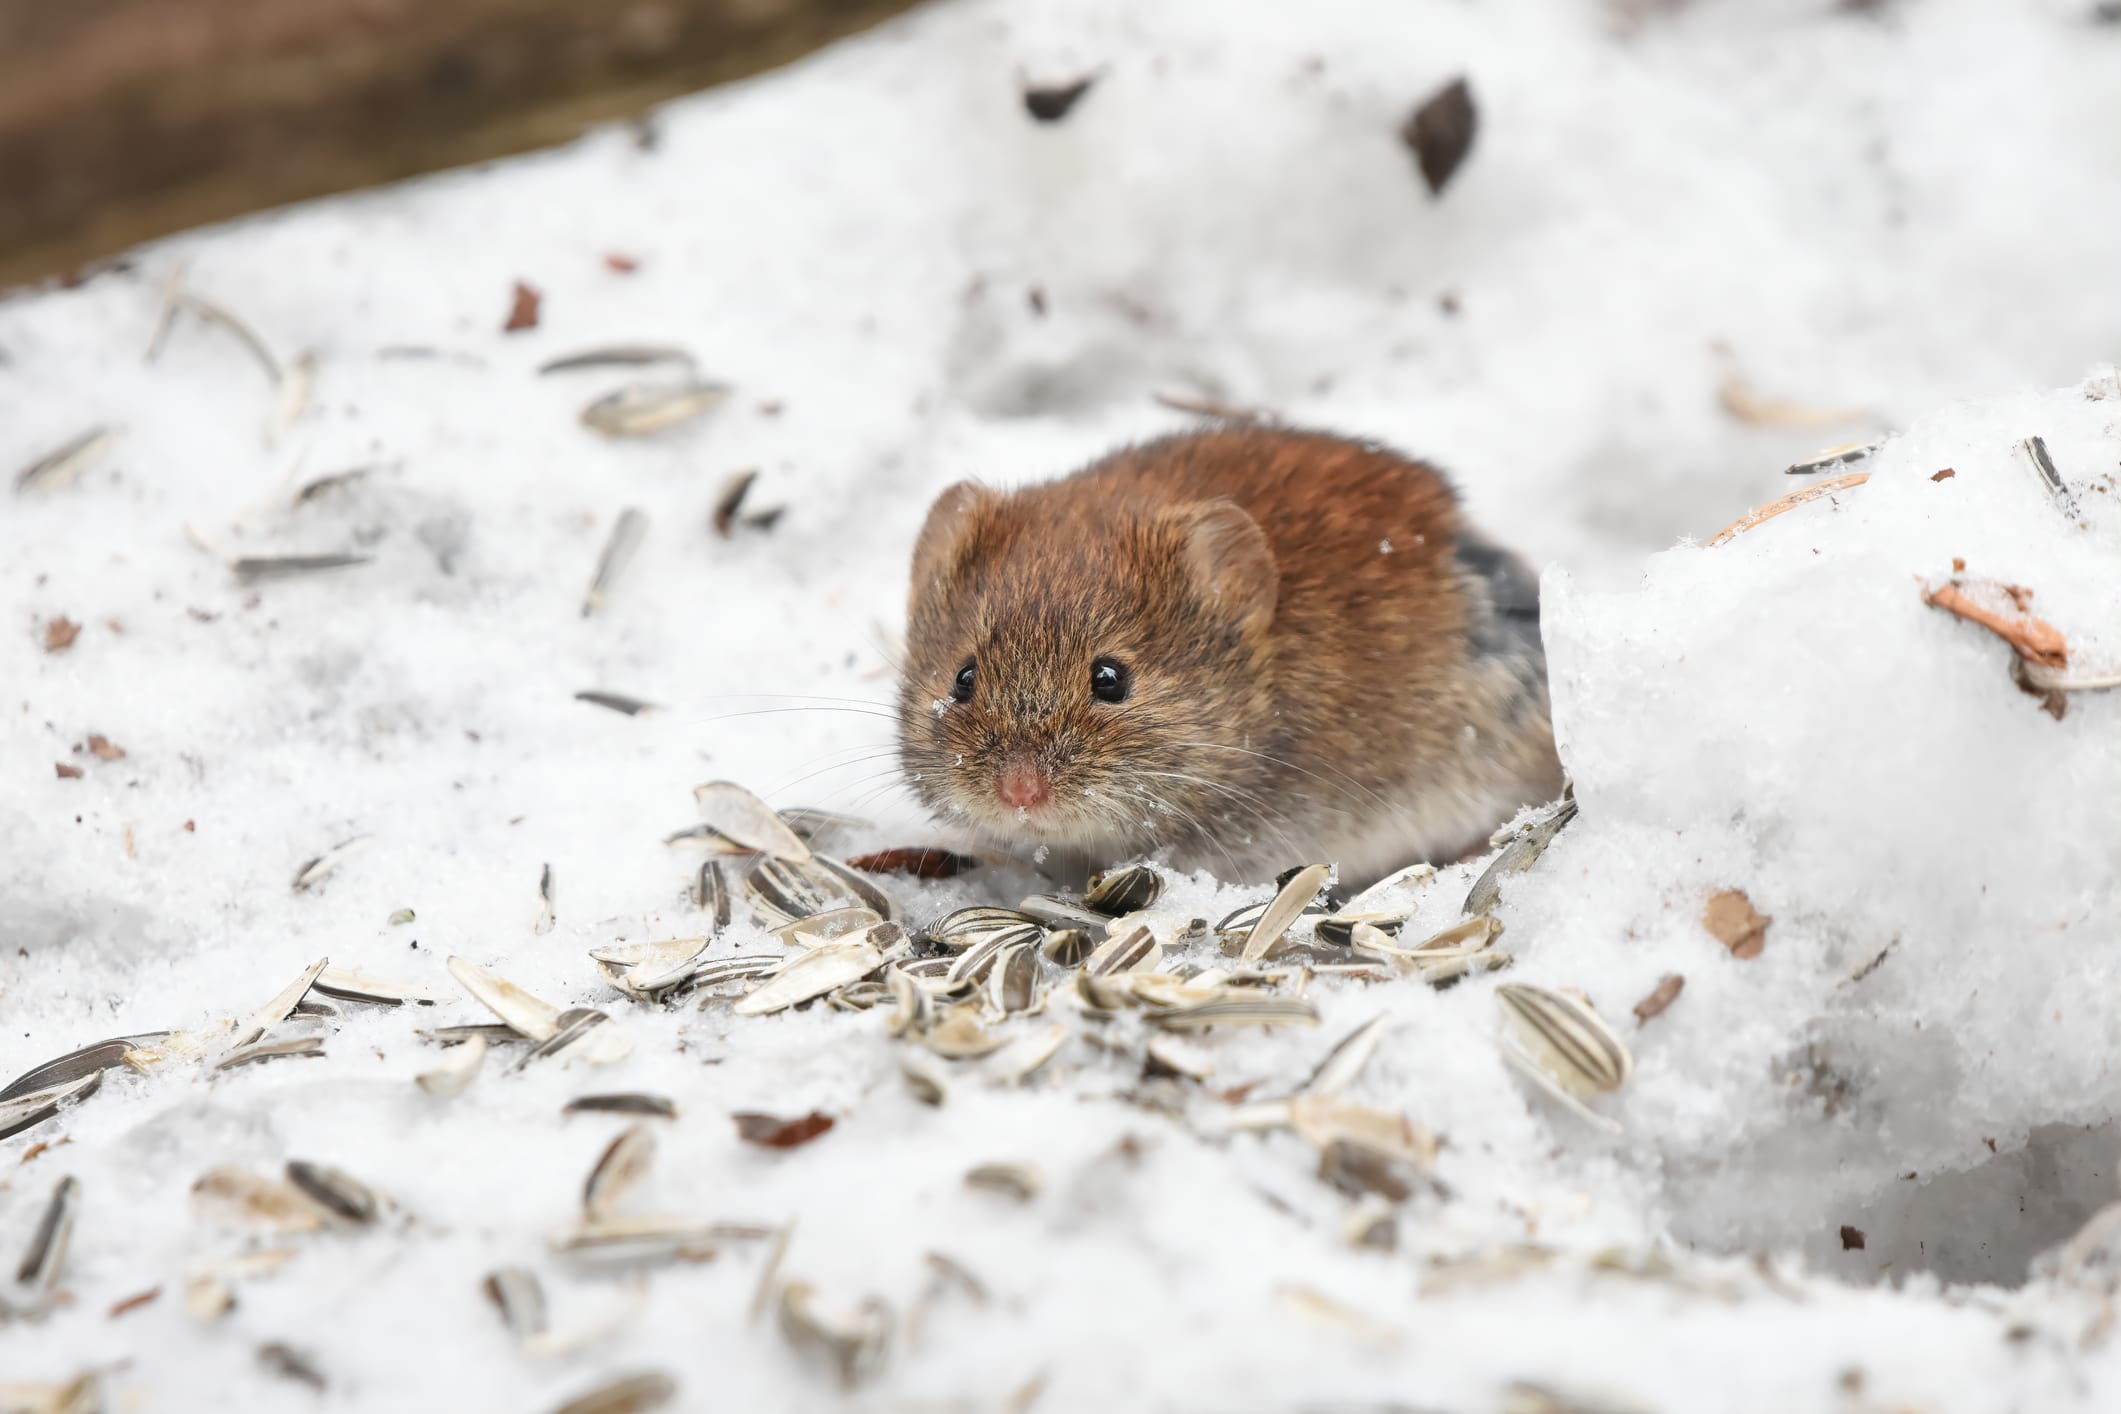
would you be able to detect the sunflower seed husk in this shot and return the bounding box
[1344,1196,1398,1251]
[417,1023,523,1047]
[1040,928,1095,967]
[1314,913,1408,947]
[546,1371,678,1414]
[1147,995,1320,1032]
[745,857,893,927]
[184,1273,236,1322]
[534,863,557,935]
[1463,799,1578,916]
[576,689,660,716]
[13,426,115,494]
[295,997,349,1017]
[984,1023,1069,1084]
[598,937,712,997]
[2018,434,2075,514]
[551,1216,767,1264]
[565,1093,678,1119]
[1084,924,1160,978]
[220,957,330,1060]
[1016,894,1110,932]
[1346,861,1439,910]
[313,966,446,1007]
[522,1008,630,1068]
[1292,1096,1437,1171]
[1082,863,1165,915]
[285,1161,381,1225]
[734,937,886,1017]
[712,469,786,538]
[945,927,1021,988]
[1299,1014,1391,1100]
[1,1033,167,1103]
[213,1032,327,1070]
[581,379,729,437]
[258,1341,326,1391]
[291,464,381,505]
[693,860,732,927]
[773,907,883,948]
[1276,1284,1402,1347]
[749,1222,795,1324]
[0,1072,103,1143]
[1239,864,1333,963]
[1497,983,1631,1133]
[446,956,562,1040]
[1143,1035,1215,1081]
[900,1060,947,1106]
[1417,948,1512,988]
[484,1266,549,1345]
[234,554,373,586]
[10,1176,80,1309]
[921,1004,1006,1060]
[694,781,813,863]
[539,345,695,375]
[964,1163,1042,1201]
[661,823,754,854]
[584,1123,657,1220]
[677,955,788,1001]
[777,1281,893,1391]
[932,907,1043,947]
[292,836,367,892]
[991,942,1043,1015]
[582,508,647,617]
[190,1168,327,1232]
[1783,435,1887,476]
[415,1034,486,1096]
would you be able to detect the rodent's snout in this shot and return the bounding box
[994,754,1052,811]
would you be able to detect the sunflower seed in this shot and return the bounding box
[219,957,329,1061]
[551,1216,766,1264]
[734,936,886,1017]
[9,1176,80,1310]
[711,469,785,538]
[773,907,883,948]
[777,1281,893,1390]
[2018,435,2075,514]
[1040,928,1095,967]
[885,967,932,1038]
[900,1060,947,1106]
[190,1168,327,1232]
[582,508,647,617]
[1496,983,1632,1133]
[1314,912,1407,947]
[1084,925,1160,978]
[313,966,446,1007]
[1,1033,167,1103]
[484,1266,549,1345]
[945,927,1022,987]
[1144,1035,1215,1081]
[1346,862,1438,910]
[1083,863,1164,915]
[415,1035,486,1096]
[932,906,1042,946]
[581,379,729,437]
[1017,894,1110,932]
[258,1341,327,1391]
[0,1072,103,1143]
[446,956,562,1040]
[13,426,114,494]
[546,1371,678,1414]
[1299,1014,1391,1100]
[692,860,731,926]
[539,345,694,375]
[285,1161,380,1225]
[234,553,373,585]
[521,1009,627,1068]
[1463,799,1578,916]
[921,1004,1007,1060]
[1147,995,1319,1031]
[584,1124,657,1220]
[1235,864,1333,962]
[596,937,713,997]
[964,1163,1042,1201]
[1292,1096,1437,1172]
[417,1024,523,1047]
[575,689,660,716]
[565,1093,677,1119]
[984,1023,1069,1084]
[214,1032,325,1071]
[991,942,1043,1015]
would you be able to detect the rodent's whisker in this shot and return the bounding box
[762,750,907,801]
[1170,740,1400,816]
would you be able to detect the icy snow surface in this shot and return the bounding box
[4,0,2121,1409]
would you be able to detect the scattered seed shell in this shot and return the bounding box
[776,1281,893,1390]
[1463,799,1577,916]
[1240,864,1333,962]
[13,426,114,494]
[581,379,729,437]
[1083,863,1165,915]
[285,1161,381,1225]
[546,1372,678,1414]
[584,1124,658,1218]
[735,937,886,1017]
[415,1035,487,1096]
[582,508,647,617]
[694,781,813,862]
[566,1093,678,1119]
[446,957,563,1040]
[484,1266,549,1345]
[964,1163,1042,1202]
[1496,983,1632,1133]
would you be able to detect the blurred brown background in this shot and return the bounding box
[0,0,919,290]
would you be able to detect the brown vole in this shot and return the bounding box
[897,427,1564,884]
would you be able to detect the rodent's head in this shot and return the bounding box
[898,479,1279,860]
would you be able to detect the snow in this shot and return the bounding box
[4,0,2121,1408]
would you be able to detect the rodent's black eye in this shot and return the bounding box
[951,660,977,703]
[1090,657,1131,704]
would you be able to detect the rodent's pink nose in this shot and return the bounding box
[996,759,1051,810]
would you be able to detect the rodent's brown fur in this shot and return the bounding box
[898,427,1564,884]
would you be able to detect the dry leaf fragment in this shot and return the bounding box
[54,762,82,779]
[1402,76,1477,195]
[1704,890,1769,959]
[845,848,981,880]
[1717,371,1867,429]
[604,253,640,274]
[43,617,80,652]
[1931,468,1956,482]
[109,1286,161,1317]
[504,281,541,333]
[86,734,125,761]
[1921,577,2069,669]
[1840,1225,1866,1251]
[733,1111,836,1149]
[1632,974,1685,1024]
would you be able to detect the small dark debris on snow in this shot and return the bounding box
[713,469,785,539]
[1632,974,1685,1025]
[1931,468,1956,482]
[259,1341,328,1390]
[1027,286,1048,317]
[605,253,641,274]
[576,690,660,717]
[43,616,80,652]
[1024,74,1097,123]
[503,281,542,333]
[1840,1225,1866,1251]
[733,1111,836,1149]
[86,734,125,761]
[54,763,82,779]
[109,1286,161,1318]
[1401,76,1478,196]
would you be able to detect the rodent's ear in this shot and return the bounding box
[911,480,999,596]
[1167,499,1277,636]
